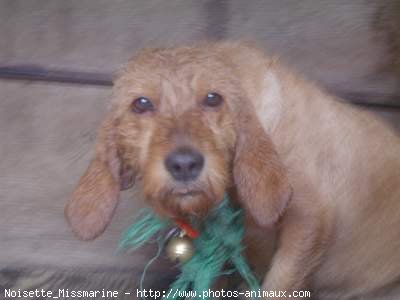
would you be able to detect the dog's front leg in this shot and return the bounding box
[261,201,329,299]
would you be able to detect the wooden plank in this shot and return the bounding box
[372,108,400,132]
[1,265,178,299]
[0,1,399,104]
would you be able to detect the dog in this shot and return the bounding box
[65,41,400,299]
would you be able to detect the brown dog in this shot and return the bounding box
[65,42,400,299]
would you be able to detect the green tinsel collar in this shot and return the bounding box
[119,194,260,300]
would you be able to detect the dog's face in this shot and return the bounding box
[65,43,292,240]
[113,50,240,219]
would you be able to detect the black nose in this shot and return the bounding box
[165,147,204,182]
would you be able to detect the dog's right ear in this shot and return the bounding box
[65,117,135,240]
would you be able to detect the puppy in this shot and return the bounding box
[65,41,400,299]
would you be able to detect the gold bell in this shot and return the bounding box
[166,234,194,263]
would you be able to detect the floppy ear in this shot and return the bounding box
[65,117,135,240]
[233,104,292,227]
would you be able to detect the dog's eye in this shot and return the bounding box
[131,97,155,113]
[203,93,223,108]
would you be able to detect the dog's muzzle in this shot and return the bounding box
[164,146,204,182]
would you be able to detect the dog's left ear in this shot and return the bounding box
[233,104,292,227]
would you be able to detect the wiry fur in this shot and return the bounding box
[65,41,400,299]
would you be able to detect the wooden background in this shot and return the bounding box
[1,1,399,299]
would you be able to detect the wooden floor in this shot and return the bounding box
[1,1,399,299]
